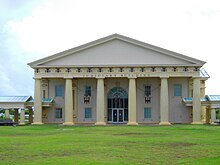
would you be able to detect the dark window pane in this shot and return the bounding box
[124,109,128,121]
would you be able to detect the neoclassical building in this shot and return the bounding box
[28,34,210,125]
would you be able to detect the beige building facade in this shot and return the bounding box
[28,34,210,125]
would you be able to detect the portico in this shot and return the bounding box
[28,34,208,125]
[0,96,33,125]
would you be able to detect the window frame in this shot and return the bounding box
[144,107,152,119]
[85,107,92,119]
[55,108,62,119]
[174,84,182,97]
[84,85,92,97]
[55,85,63,97]
[145,85,151,96]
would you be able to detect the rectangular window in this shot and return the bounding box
[55,108,62,118]
[144,107,152,119]
[145,85,151,96]
[85,86,91,96]
[43,90,46,98]
[85,108,92,119]
[174,84,182,96]
[55,85,63,97]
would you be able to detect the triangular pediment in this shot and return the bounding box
[28,34,205,68]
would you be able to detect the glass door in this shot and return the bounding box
[112,109,124,123]
[113,109,118,123]
[118,109,123,122]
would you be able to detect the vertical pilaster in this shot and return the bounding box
[200,80,206,123]
[19,109,25,125]
[72,80,78,123]
[159,77,171,125]
[127,78,138,125]
[33,78,43,124]
[63,78,74,125]
[210,108,216,124]
[95,78,106,125]
[192,77,202,124]
[5,109,10,119]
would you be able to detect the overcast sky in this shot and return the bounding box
[0,0,220,96]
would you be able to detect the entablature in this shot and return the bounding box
[34,66,200,79]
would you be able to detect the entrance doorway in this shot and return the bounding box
[112,109,124,123]
[108,87,128,123]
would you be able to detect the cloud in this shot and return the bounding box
[1,0,220,95]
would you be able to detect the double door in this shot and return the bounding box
[112,109,124,123]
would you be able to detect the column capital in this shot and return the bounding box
[127,75,137,79]
[33,77,42,80]
[192,76,201,79]
[64,77,73,79]
[96,77,105,79]
[160,76,169,79]
[95,75,105,79]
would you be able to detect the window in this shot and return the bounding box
[144,107,151,119]
[43,90,46,98]
[85,108,92,119]
[55,85,63,97]
[55,108,62,118]
[174,84,182,96]
[85,86,91,96]
[145,85,151,96]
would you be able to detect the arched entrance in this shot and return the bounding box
[107,87,128,123]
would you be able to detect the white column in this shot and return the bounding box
[5,109,10,119]
[63,78,74,125]
[127,78,138,125]
[210,108,216,124]
[19,109,25,125]
[33,78,43,124]
[159,77,171,125]
[95,78,106,125]
[192,77,202,124]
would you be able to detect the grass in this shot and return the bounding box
[0,124,220,165]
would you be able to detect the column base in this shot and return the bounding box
[191,122,203,124]
[32,122,44,125]
[63,122,74,126]
[127,122,138,126]
[159,122,171,126]
[19,123,26,125]
[95,122,106,125]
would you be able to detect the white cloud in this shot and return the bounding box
[2,0,220,94]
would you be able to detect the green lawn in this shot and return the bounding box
[0,124,220,165]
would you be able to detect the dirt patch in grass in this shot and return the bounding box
[166,142,196,147]
[112,132,167,137]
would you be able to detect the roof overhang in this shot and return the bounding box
[183,95,220,108]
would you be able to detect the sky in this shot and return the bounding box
[0,0,220,96]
